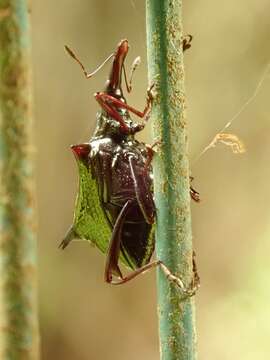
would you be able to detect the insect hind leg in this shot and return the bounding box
[109,257,200,297]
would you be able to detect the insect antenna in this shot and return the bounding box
[65,45,114,79]
[123,56,141,93]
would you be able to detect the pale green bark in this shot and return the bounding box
[0,1,40,359]
[146,1,197,359]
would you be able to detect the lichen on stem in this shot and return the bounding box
[0,1,40,359]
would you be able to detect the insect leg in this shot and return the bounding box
[128,156,155,224]
[105,198,200,295]
[190,185,200,202]
[190,250,200,296]
[105,199,136,282]
[143,143,200,202]
[95,84,154,121]
[182,34,193,52]
[95,92,131,134]
[143,141,162,171]
[189,176,200,202]
[109,255,200,297]
[142,143,200,203]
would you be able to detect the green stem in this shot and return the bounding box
[146,1,197,359]
[0,1,40,359]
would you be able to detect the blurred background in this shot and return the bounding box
[32,0,270,359]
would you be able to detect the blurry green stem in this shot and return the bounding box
[146,1,197,360]
[0,1,40,359]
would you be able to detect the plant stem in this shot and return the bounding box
[146,1,197,359]
[0,1,40,359]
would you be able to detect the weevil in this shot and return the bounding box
[61,38,199,292]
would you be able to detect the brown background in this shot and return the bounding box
[32,0,270,359]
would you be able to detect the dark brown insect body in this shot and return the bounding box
[61,38,199,288]
[61,40,158,284]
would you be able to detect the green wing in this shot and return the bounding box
[73,157,111,253]
[64,153,135,269]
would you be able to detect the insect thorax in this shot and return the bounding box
[92,110,141,141]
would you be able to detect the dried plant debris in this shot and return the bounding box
[208,133,246,154]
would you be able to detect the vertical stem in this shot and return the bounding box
[146,1,196,360]
[0,1,40,359]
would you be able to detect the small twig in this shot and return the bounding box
[146,1,197,359]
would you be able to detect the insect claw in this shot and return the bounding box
[159,261,200,297]
[182,34,193,52]
[185,279,201,297]
[189,177,200,202]
[147,82,156,101]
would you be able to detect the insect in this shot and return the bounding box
[60,38,199,292]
